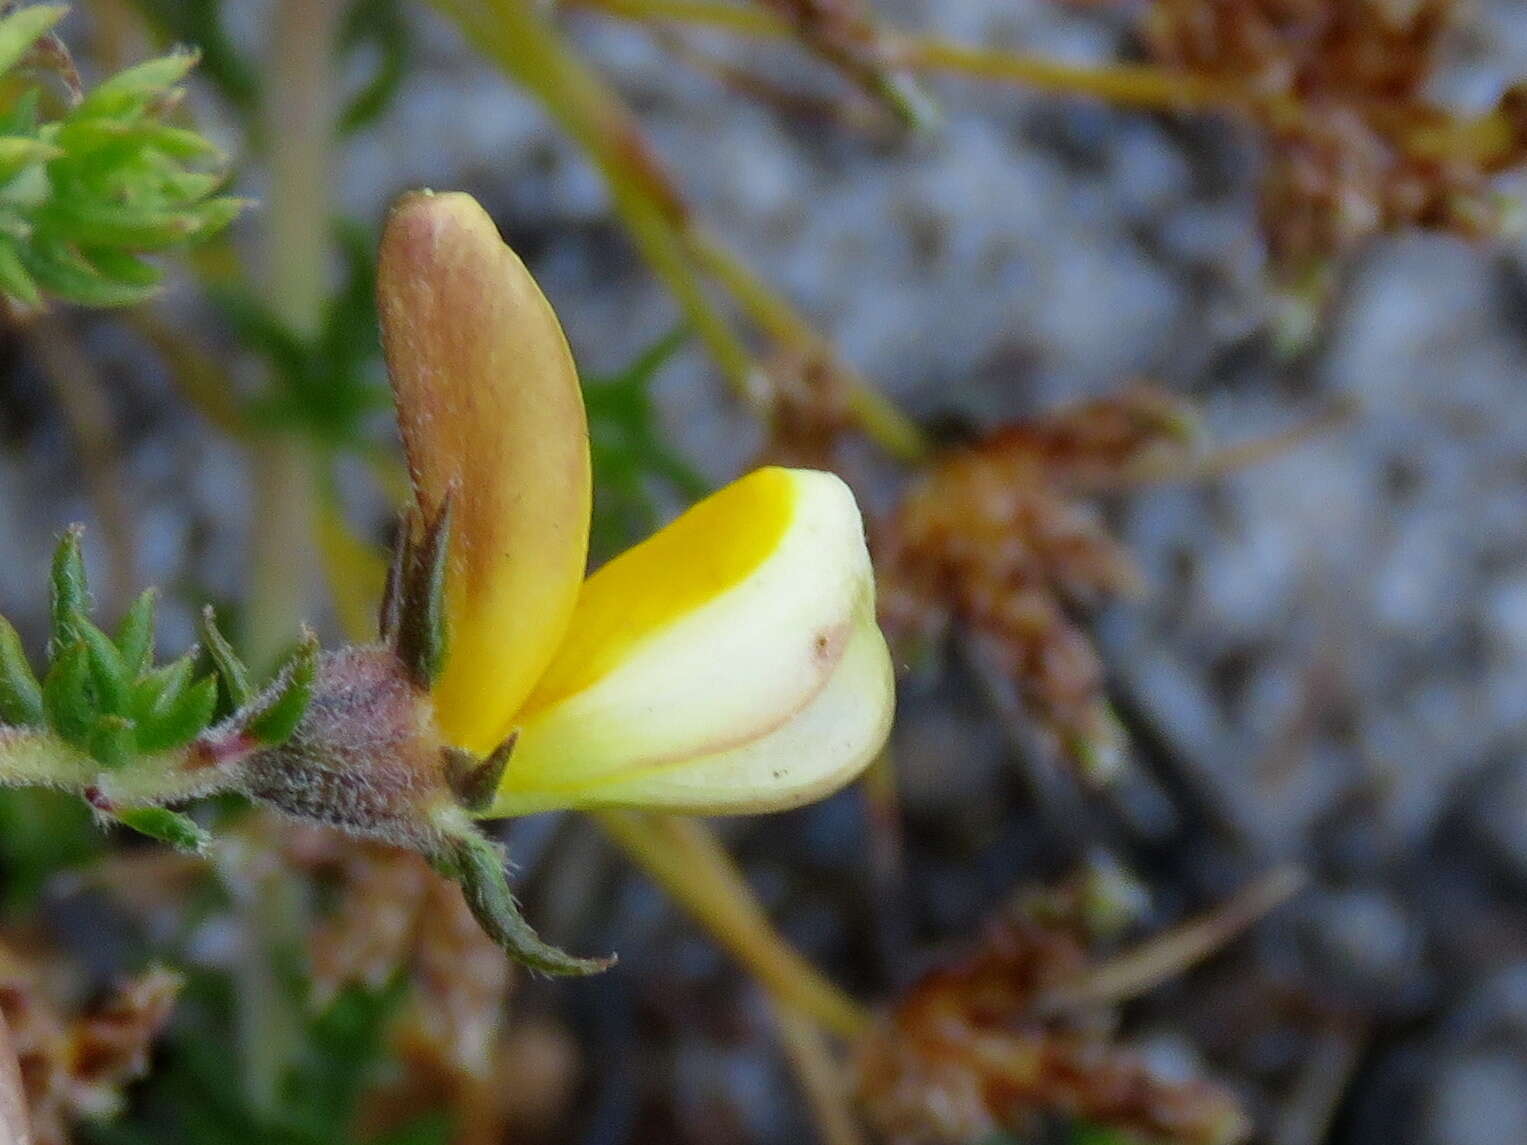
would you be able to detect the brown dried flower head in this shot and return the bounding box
[853,869,1249,1145]
[1143,0,1526,276]
[0,944,180,1145]
[876,385,1198,779]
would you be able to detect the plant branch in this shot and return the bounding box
[246,0,342,675]
[687,228,928,460]
[772,1001,868,1145]
[432,0,928,459]
[1035,866,1306,1013]
[595,809,869,1038]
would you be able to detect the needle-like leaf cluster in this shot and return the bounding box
[0,4,243,308]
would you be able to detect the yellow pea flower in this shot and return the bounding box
[376,190,894,821]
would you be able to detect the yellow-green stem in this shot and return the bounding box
[772,1002,868,1145]
[436,0,758,399]
[595,809,869,1038]
[571,0,1522,169]
[566,0,1277,121]
[246,0,341,675]
[435,0,929,459]
[688,229,929,461]
[564,0,781,36]
[240,0,344,1113]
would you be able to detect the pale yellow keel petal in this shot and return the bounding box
[378,191,592,754]
[496,605,893,814]
[488,466,893,814]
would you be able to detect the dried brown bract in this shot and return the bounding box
[0,946,180,1145]
[760,347,858,470]
[876,385,1198,778]
[1141,0,1525,276]
[853,870,1249,1145]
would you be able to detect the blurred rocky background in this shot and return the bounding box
[2,2,1527,1144]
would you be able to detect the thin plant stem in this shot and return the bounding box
[687,229,929,461]
[564,0,1249,113]
[28,313,138,611]
[246,0,341,676]
[890,35,1254,115]
[436,0,758,399]
[238,0,345,1114]
[1035,866,1306,1013]
[772,1002,868,1145]
[432,0,928,459]
[595,809,870,1038]
[1121,399,1357,489]
[566,0,1310,131]
[563,0,782,36]
[568,0,1518,166]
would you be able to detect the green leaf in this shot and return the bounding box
[114,805,210,854]
[132,651,196,725]
[437,829,614,976]
[88,713,137,769]
[80,246,162,289]
[50,118,213,161]
[185,194,246,239]
[0,136,61,183]
[37,201,200,251]
[338,0,409,134]
[48,525,90,658]
[0,239,40,306]
[0,4,68,78]
[22,240,161,307]
[129,0,259,113]
[79,618,130,715]
[77,50,200,118]
[42,641,93,746]
[116,587,158,678]
[199,606,251,708]
[0,616,43,726]
[246,631,317,745]
[0,36,246,309]
[138,674,217,753]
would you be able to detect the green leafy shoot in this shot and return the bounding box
[218,221,390,446]
[1,527,220,766]
[583,327,710,559]
[0,6,246,308]
[0,528,316,849]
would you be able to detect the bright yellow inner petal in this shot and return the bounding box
[519,467,798,717]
